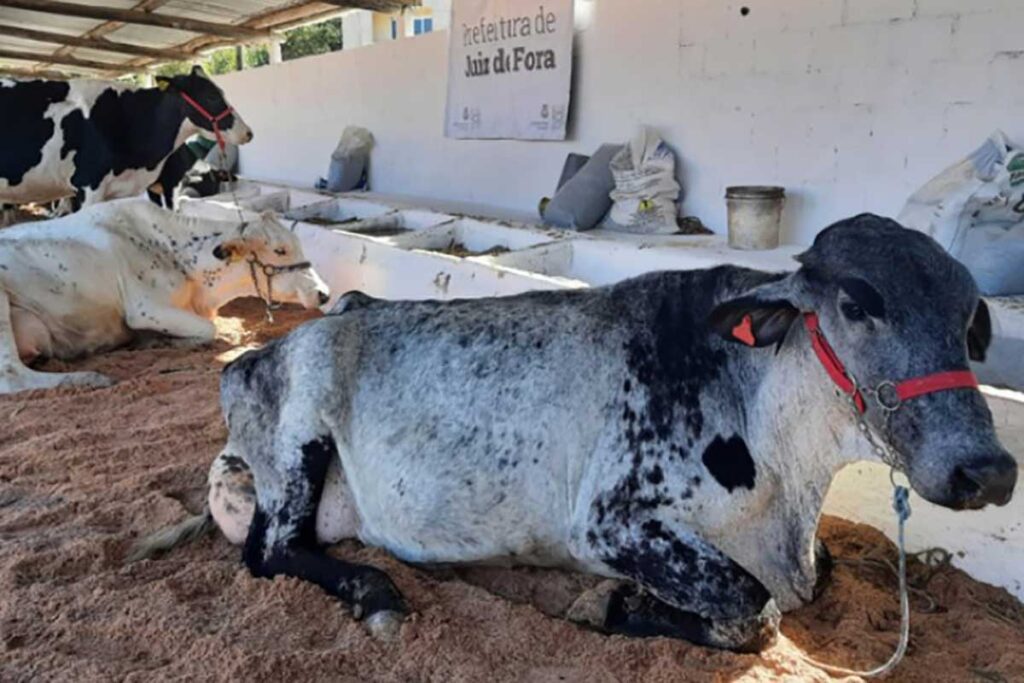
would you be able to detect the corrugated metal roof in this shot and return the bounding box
[0,0,415,78]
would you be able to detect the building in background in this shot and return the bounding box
[342,0,450,49]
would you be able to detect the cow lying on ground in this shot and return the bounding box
[136,214,1017,652]
[0,199,329,395]
[0,65,251,209]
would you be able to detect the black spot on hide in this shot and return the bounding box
[702,435,756,492]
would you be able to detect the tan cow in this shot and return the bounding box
[0,199,329,394]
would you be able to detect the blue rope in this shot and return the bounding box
[803,480,912,678]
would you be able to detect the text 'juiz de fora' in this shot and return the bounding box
[462,6,560,78]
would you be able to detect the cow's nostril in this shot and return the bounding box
[246,130,254,142]
[951,455,1018,508]
[951,465,982,501]
[318,291,330,306]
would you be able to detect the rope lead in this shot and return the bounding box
[801,480,912,678]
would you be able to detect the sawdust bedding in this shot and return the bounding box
[1,298,1022,682]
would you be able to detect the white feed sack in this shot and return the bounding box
[899,131,1024,296]
[604,127,681,235]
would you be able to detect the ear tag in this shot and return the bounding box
[156,80,169,91]
[732,314,757,346]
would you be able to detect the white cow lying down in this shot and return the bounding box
[0,199,329,395]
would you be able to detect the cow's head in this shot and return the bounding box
[711,213,1016,511]
[211,211,329,310]
[157,65,253,145]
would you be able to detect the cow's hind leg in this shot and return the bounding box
[0,289,112,395]
[243,435,406,639]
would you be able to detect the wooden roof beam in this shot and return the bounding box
[0,64,81,79]
[0,47,123,73]
[0,24,194,60]
[0,0,274,41]
[318,1,419,11]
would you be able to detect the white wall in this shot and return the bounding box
[218,0,1024,245]
[341,10,374,50]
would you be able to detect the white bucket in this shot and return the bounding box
[726,186,785,250]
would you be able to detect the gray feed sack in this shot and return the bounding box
[556,153,591,190]
[542,144,622,231]
[327,126,374,192]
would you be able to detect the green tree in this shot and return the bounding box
[133,15,343,84]
[245,45,270,68]
[281,19,343,61]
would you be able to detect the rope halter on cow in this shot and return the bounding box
[172,109,307,323]
[179,92,234,152]
[799,312,978,678]
[247,253,312,323]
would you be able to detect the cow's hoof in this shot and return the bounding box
[348,569,406,620]
[364,610,404,641]
[707,599,782,653]
[566,579,622,628]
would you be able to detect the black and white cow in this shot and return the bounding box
[148,144,201,209]
[0,65,251,209]
[147,143,233,210]
[0,199,328,394]
[139,214,1017,652]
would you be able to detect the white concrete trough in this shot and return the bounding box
[189,183,1024,603]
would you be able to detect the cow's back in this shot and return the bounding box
[0,79,176,204]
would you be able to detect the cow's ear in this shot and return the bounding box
[709,296,799,348]
[191,64,207,77]
[213,241,245,262]
[968,299,992,362]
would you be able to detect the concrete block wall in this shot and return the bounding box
[218,0,1024,245]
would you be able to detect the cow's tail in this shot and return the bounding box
[126,507,214,563]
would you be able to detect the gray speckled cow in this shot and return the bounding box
[167,214,1016,652]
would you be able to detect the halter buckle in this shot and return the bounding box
[874,381,903,412]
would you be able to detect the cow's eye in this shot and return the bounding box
[841,301,867,322]
[274,248,287,256]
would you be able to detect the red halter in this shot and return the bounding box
[179,92,233,151]
[803,313,978,414]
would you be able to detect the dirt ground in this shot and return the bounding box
[1,298,1022,682]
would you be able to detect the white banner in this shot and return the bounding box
[445,0,574,140]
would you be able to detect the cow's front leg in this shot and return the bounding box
[243,434,406,640]
[0,289,112,395]
[576,524,780,652]
[124,300,216,347]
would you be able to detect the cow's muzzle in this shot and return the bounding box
[948,452,1018,510]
